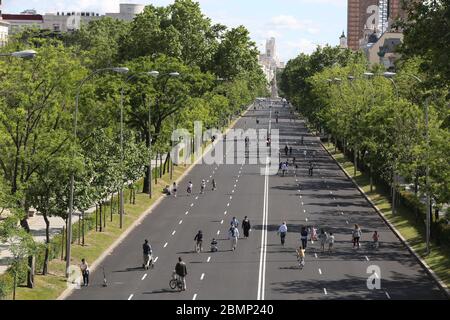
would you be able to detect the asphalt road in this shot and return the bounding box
[67,100,446,300]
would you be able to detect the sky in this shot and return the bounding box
[2,0,347,63]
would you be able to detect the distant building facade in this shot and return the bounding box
[1,3,145,35]
[259,37,284,96]
[0,0,9,47]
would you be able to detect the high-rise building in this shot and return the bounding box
[347,0,379,51]
[347,0,405,51]
[0,0,10,47]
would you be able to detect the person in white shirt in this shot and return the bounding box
[229,226,240,251]
[278,222,288,246]
[327,232,335,253]
[80,259,89,287]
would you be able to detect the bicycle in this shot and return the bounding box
[169,272,184,291]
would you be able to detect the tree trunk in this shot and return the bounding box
[42,211,50,275]
[110,193,113,222]
[159,154,163,178]
[99,203,103,232]
[27,255,35,288]
[95,204,98,232]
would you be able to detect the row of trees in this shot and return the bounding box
[279,1,449,246]
[0,0,268,291]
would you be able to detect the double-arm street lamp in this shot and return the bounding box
[383,72,432,255]
[66,67,129,278]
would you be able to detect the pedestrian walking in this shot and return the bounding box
[230,217,239,228]
[308,161,314,177]
[318,229,328,253]
[80,258,89,287]
[229,226,239,251]
[281,162,288,177]
[300,227,308,249]
[289,146,293,156]
[175,257,188,291]
[296,246,306,269]
[284,145,289,156]
[172,182,178,198]
[242,216,251,238]
[311,226,318,241]
[327,232,335,253]
[212,179,217,191]
[352,224,362,249]
[372,231,380,249]
[278,222,288,246]
[303,150,307,160]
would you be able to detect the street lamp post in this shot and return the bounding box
[66,67,129,278]
[384,72,431,255]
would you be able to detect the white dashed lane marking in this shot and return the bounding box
[207,257,211,263]
[179,220,183,225]
[128,294,134,300]
[185,211,189,215]
[172,231,176,236]
[221,220,224,224]
[142,274,147,281]
[323,288,328,295]
[217,230,220,235]
[164,243,168,248]
[200,273,205,280]
[365,256,370,261]
[193,294,197,300]
[385,291,391,300]
[154,257,158,263]
[318,269,322,275]
[190,203,194,207]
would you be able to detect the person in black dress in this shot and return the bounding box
[242,216,251,238]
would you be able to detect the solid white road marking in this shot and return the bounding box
[142,274,147,281]
[193,294,197,300]
[318,269,322,275]
[200,273,205,280]
[172,231,176,236]
[164,243,168,248]
[128,294,134,300]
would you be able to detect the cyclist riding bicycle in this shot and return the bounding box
[187,181,193,195]
[194,230,203,253]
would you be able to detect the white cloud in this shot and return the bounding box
[268,15,320,34]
